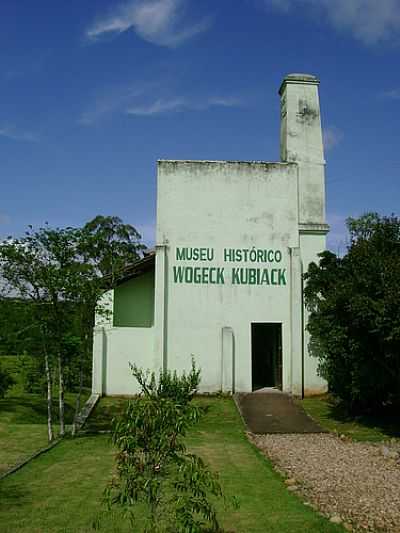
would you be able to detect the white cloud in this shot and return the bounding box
[0,126,39,143]
[381,88,400,99]
[208,96,242,107]
[269,0,292,12]
[126,95,242,116]
[86,0,212,47]
[266,0,400,45]
[323,126,343,152]
[79,83,151,125]
[80,82,243,124]
[127,98,186,115]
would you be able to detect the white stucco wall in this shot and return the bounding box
[300,232,328,395]
[156,161,301,393]
[92,326,157,396]
[94,290,113,327]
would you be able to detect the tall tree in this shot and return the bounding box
[81,215,145,283]
[71,215,146,428]
[0,216,146,440]
[304,213,400,413]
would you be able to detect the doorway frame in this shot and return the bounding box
[250,322,283,392]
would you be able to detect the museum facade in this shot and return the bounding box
[92,73,329,397]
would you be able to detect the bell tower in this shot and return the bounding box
[279,73,327,227]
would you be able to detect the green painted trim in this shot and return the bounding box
[113,270,155,327]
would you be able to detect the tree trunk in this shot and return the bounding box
[72,349,84,436]
[44,352,54,442]
[58,353,65,437]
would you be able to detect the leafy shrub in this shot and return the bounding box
[304,213,400,413]
[0,362,16,398]
[17,354,46,394]
[105,361,227,533]
[131,357,201,405]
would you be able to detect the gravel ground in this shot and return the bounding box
[250,433,400,532]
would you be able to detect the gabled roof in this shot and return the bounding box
[113,250,155,286]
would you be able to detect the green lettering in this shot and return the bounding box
[202,267,209,284]
[185,267,193,283]
[217,267,225,284]
[260,268,270,285]
[173,266,184,282]
[209,267,216,284]
[224,248,234,261]
[194,267,201,283]
[248,268,257,285]
[176,248,185,261]
[232,268,239,284]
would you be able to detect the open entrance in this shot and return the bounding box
[251,323,282,391]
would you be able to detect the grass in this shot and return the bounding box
[299,394,400,442]
[0,355,90,474]
[0,397,345,533]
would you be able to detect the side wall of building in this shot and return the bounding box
[300,232,328,395]
[92,282,159,396]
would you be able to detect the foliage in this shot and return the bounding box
[304,213,400,413]
[0,361,15,398]
[0,216,145,439]
[300,395,400,442]
[0,359,90,476]
[16,353,46,394]
[131,357,201,406]
[80,215,146,283]
[0,299,36,355]
[106,364,226,533]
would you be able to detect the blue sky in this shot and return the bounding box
[1,0,399,252]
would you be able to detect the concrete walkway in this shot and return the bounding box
[235,390,325,434]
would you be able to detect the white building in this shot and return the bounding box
[92,73,329,397]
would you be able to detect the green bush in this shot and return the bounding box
[304,213,400,413]
[16,354,46,394]
[105,361,227,533]
[131,357,201,405]
[0,361,16,398]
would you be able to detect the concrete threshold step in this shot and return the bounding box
[235,392,326,434]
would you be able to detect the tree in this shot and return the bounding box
[80,215,146,284]
[0,215,146,440]
[0,361,15,398]
[304,213,400,413]
[71,215,146,430]
[105,363,228,533]
[0,225,84,439]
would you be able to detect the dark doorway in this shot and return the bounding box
[251,323,282,391]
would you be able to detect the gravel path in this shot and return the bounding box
[250,433,400,532]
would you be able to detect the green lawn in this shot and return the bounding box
[0,397,344,533]
[299,394,400,442]
[0,355,90,474]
